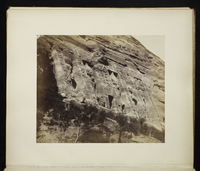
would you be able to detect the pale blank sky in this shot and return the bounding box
[132,35,165,61]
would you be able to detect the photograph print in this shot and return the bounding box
[37,35,165,143]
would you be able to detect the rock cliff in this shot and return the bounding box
[37,35,165,143]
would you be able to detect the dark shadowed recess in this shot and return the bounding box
[37,38,66,132]
[37,39,65,112]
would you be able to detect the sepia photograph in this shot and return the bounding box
[7,8,194,170]
[36,35,165,143]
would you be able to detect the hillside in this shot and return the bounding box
[37,35,165,143]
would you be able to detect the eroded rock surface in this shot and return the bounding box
[37,35,165,143]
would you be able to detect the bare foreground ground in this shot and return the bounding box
[37,111,162,143]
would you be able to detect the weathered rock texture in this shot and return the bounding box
[37,35,165,141]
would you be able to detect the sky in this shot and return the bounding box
[132,35,165,62]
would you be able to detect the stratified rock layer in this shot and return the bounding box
[37,35,165,135]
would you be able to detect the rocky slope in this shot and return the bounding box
[37,35,165,143]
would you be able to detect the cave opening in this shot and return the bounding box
[122,104,125,110]
[87,47,93,52]
[94,83,96,90]
[108,70,112,75]
[82,60,93,68]
[132,98,137,105]
[82,60,86,65]
[113,72,118,78]
[87,73,92,77]
[88,62,94,68]
[98,57,109,66]
[71,78,77,89]
[122,104,125,111]
[108,95,114,108]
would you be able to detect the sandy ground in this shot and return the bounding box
[37,122,162,143]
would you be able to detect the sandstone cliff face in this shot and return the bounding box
[37,35,165,143]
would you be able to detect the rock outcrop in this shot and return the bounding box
[37,35,165,142]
